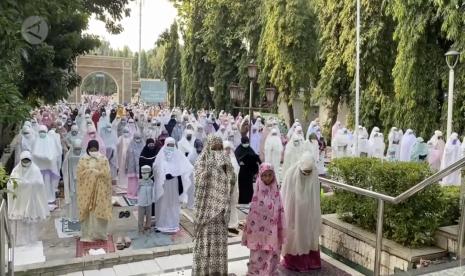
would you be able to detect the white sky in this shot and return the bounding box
[86,0,177,52]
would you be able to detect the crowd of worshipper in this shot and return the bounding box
[8,93,461,275]
[8,95,327,275]
[329,121,462,185]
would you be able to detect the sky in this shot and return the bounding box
[86,0,177,52]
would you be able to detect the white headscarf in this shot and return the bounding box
[153,137,193,203]
[370,132,385,158]
[440,133,462,186]
[264,128,283,175]
[399,129,416,161]
[178,129,195,156]
[8,151,50,221]
[31,125,60,175]
[281,153,321,255]
[287,121,301,139]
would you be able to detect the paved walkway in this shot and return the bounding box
[59,244,361,276]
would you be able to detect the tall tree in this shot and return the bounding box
[174,0,215,108]
[157,21,182,106]
[316,0,396,136]
[258,0,319,123]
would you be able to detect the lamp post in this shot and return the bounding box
[445,49,460,139]
[354,0,361,155]
[173,77,177,108]
[247,61,258,138]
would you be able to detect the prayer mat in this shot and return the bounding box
[61,218,80,233]
[127,228,192,250]
[75,235,115,257]
[14,241,46,266]
[54,218,80,238]
[123,196,138,206]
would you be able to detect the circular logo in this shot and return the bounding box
[21,16,49,45]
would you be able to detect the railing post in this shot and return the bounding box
[374,199,384,276]
[457,181,465,265]
[0,201,5,276]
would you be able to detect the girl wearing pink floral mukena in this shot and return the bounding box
[242,163,285,276]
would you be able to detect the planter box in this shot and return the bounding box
[321,214,447,275]
[434,225,458,254]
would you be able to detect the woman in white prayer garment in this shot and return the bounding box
[399,129,416,161]
[15,125,35,165]
[440,133,462,186]
[287,121,301,140]
[100,123,119,184]
[250,125,262,155]
[386,127,402,161]
[62,139,83,222]
[264,128,284,181]
[31,125,61,206]
[178,129,196,157]
[369,132,386,159]
[427,130,445,170]
[223,141,240,234]
[333,128,351,159]
[8,151,50,246]
[283,130,309,178]
[368,126,380,145]
[153,137,193,233]
[117,127,132,191]
[281,153,322,271]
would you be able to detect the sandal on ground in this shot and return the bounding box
[116,236,125,250]
[123,236,131,248]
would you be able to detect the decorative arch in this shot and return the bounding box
[70,55,132,104]
[79,70,120,96]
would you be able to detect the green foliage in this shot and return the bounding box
[259,0,319,121]
[439,186,460,226]
[321,193,338,215]
[0,0,132,123]
[175,0,215,108]
[0,166,16,197]
[328,157,460,248]
[157,21,182,106]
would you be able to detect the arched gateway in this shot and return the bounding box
[69,55,133,104]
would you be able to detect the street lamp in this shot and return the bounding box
[265,87,276,105]
[173,77,177,108]
[229,83,239,104]
[248,61,258,138]
[445,49,460,139]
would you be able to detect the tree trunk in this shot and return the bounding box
[327,97,340,146]
[287,102,295,127]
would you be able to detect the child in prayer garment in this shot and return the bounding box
[242,163,285,276]
[138,165,155,233]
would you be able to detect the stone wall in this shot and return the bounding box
[321,214,447,275]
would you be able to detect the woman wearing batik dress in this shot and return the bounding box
[77,140,112,241]
[242,163,285,275]
[193,135,236,275]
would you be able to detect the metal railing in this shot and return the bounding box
[0,199,13,276]
[319,156,465,276]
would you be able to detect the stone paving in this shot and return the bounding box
[13,190,362,275]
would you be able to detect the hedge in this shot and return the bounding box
[327,157,460,248]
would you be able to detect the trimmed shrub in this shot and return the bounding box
[328,157,460,248]
[321,193,338,214]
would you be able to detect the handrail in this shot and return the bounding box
[318,156,465,276]
[0,199,14,276]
